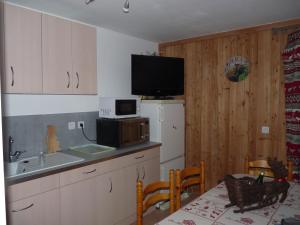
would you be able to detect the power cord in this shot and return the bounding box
[80,124,96,143]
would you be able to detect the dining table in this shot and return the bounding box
[156,174,300,225]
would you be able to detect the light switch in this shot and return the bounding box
[261,126,269,134]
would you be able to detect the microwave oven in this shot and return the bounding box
[99,97,140,118]
[96,117,149,147]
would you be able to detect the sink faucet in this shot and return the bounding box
[8,136,25,163]
[39,151,45,167]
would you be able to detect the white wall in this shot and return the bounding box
[98,27,157,97]
[2,25,157,116]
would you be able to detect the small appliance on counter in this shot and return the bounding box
[96,117,149,148]
[99,97,140,118]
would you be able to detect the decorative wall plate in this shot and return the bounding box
[225,56,249,82]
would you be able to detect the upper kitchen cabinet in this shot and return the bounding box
[4,4,42,93]
[42,14,73,94]
[71,22,97,94]
[42,14,97,94]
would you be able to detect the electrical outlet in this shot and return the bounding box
[68,121,76,130]
[261,126,269,134]
[78,121,84,129]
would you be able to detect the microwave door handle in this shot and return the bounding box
[140,122,145,139]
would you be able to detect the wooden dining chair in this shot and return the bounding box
[245,157,293,181]
[175,161,205,210]
[136,169,175,225]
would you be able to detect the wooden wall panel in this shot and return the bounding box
[159,19,300,188]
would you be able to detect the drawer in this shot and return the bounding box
[60,147,160,186]
[7,174,59,202]
[60,160,112,186]
[116,147,160,168]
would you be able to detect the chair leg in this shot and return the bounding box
[175,169,181,210]
[169,169,175,213]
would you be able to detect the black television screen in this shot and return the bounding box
[131,55,184,97]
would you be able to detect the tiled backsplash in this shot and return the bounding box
[2,112,98,160]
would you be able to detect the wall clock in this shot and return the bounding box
[225,56,249,82]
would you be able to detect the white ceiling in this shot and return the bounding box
[6,0,300,43]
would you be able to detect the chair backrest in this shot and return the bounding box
[175,161,205,210]
[136,169,175,225]
[245,157,293,181]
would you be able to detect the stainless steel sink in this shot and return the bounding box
[69,144,116,155]
[5,152,84,178]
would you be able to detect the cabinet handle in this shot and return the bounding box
[109,178,112,193]
[83,169,96,174]
[76,72,79,88]
[142,166,145,180]
[11,203,34,212]
[10,66,14,86]
[135,155,144,160]
[67,72,70,88]
[136,167,140,181]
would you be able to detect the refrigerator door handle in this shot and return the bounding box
[158,106,164,122]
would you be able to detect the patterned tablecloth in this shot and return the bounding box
[156,177,300,225]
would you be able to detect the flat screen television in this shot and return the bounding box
[131,54,184,98]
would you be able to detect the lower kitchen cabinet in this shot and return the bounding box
[7,146,160,225]
[95,170,125,224]
[8,189,60,225]
[124,155,160,221]
[60,177,97,225]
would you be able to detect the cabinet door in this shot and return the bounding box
[8,189,60,225]
[124,164,140,218]
[95,173,113,225]
[71,22,97,94]
[60,178,97,225]
[141,156,160,185]
[95,170,125,224]
[123,155,160,220]
[42,14,73,94]
[4,4,42,93]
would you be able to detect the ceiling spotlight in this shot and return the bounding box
[123,0,129,13]
[85,0,95,5]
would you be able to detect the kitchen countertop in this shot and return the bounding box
[6,141,161,185]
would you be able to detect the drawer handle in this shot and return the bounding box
[142,166,145,180]
[136,167,139,182]
[109,178,112,193]
[10,66,14,86]
[12,203,34,212]
[135,155,144,159]
[83,169,96,174]
[67,71,70,88]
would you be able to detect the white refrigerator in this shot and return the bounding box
[140,100,185,181]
